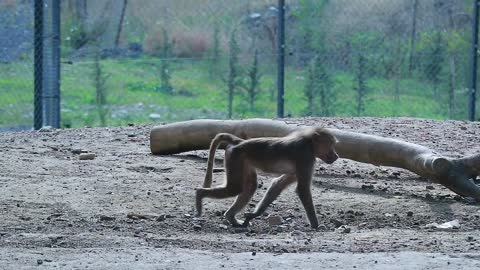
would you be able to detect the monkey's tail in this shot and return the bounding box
[202,133,244,188]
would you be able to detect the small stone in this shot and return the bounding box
[251,251,256,256]
[37,259,43,265]
[71,148,87,154]
[79,153,96,160]
[388,174,399,179]
[219,224,228,229]
[335,225,351,233]
[99,215,116,221]
[267,215,284,226]
[406,211,414,217]
[330,218,343,228]
[234,227,248,233]
[425,219,460,230]
[361,184,374,190]
[193,224,202,231]
[156,215,166,222]
[149,113,161,120]
[426,185,435,190]
[38,126,53,132]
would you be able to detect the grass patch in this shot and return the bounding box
[0,58,471,128]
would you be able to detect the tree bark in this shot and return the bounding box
[408,0,418,73]
[150,119,480,200]
[114,0,128,48]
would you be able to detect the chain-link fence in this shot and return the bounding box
[0,0,478,130]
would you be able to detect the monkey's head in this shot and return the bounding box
[312,129,338,164]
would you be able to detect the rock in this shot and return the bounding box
[127,213,157,220]
[361,184,374,190]
[426,185,435,190]
[193,224,202,231]
[425,219,460,230]
[330,218,343,228]
[234,227,248,233]
[38,126,53,132]
[79,153,96,160]
[149,113,161,120]
[37,259,43,265]
[156,215,166,222]
[267,215,284,226]
[335,225,351,234]
[99,215,115,221]
[406,211,414,217]
[219,224,228,229]
[71,148,88,154]
[388,173,399,179]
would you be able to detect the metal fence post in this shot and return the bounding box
[51,0,61,128]
[469,0,479,121]
[42,0,61,128]
[276,0,285,118]
[34,0,44,130]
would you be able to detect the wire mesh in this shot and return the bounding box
[0,0,35,131]
[0,0,478,130]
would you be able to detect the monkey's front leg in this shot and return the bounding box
[295,168,319,229]
[296,183,318,228]
[243,174,296,226]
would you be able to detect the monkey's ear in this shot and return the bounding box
[313,130,336,144]
[312,131,327,143]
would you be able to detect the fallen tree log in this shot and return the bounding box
[150,119,480,200]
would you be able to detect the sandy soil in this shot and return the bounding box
[1,117,480,269]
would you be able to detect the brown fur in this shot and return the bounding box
[196,127,338,228]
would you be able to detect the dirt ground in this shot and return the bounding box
[1,117,480,269]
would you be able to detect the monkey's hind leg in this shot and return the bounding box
[203,133,243,188]
[196,147,245,218]
[224,169,257,227]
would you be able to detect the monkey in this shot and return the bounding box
[195,127,339,228]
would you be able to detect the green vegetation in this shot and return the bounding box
[0,0,477,129]
[0,56,470,128]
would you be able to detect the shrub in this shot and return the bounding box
[172,31,209,58]
[144,28,209,58]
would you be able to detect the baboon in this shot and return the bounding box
[195,127,338,228]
